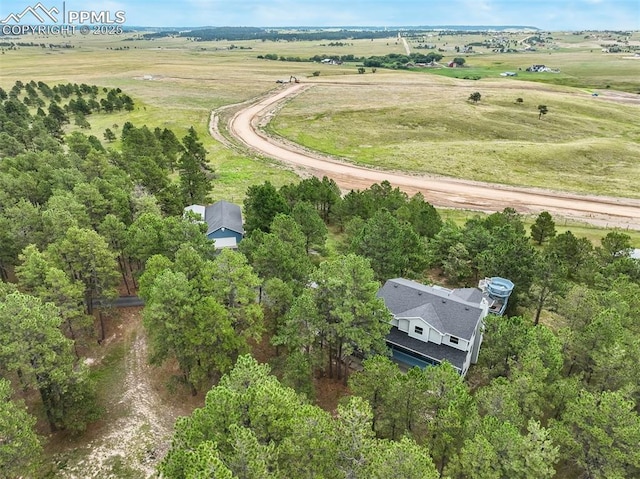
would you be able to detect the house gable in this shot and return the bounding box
[377,278,485,340]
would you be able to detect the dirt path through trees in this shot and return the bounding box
[225,83,640,230]
[58,313,176,478]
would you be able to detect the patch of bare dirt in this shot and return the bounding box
[314,376,351,414]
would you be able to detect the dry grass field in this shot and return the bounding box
[1,29,638,206]
[269,77,640,197]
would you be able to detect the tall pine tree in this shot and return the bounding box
[178,127,213,205]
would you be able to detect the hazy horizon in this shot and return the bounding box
[1,0,638,31]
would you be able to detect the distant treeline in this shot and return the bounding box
[142,26,539,42]
[258,51,445,69]
[0,42,74,49]
[144,27,418,42]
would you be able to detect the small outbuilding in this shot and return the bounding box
[184,200,244,249]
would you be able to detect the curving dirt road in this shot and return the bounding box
[227,83,640,230]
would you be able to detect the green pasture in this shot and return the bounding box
[269,78,640,198]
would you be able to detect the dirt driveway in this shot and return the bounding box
[227,83,640,230]
[57,310,178,478]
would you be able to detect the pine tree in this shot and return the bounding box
[530,211,556,245]
[178,127,213,205]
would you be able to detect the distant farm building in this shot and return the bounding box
[320,58,342,65]
[526,64,560,73]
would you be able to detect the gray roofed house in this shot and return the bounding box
[377,278,489,376]
[184,200,244,249]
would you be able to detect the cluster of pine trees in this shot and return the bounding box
[0,83,215,476]
[0,80,133,137]
[189,178,639,479]
[2,78,639,478]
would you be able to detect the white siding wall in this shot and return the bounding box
[428,327,442,344]
[462,350,472,376]
[479,298,489,317]
[470,319,483,363]
[445,335,469,352]
[471,300,489,363]
[397,318,409,332]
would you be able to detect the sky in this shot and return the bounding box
[1,0,639,30]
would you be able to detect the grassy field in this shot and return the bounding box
[1,30,638,202]
[269,77,640,197]
[0,33,301,200]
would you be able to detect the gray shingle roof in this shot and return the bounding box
[400,303,443,332]
[377,278,484,340]
[204,200,244,236]
[386,326,467,370]
[451,288,484,304]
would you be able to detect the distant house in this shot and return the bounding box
[526,64,559,73]
[320,58,342,65]
[184,200,244,249]
[377,278,490,377]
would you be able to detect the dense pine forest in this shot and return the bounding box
[1,80,639,478]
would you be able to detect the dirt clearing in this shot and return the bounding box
[53,309,194,478]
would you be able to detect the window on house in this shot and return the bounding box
[450,336,459,344]
[414,326,424,335]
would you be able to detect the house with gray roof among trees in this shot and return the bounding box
[377,278,489,377]
[184,200,244,249]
